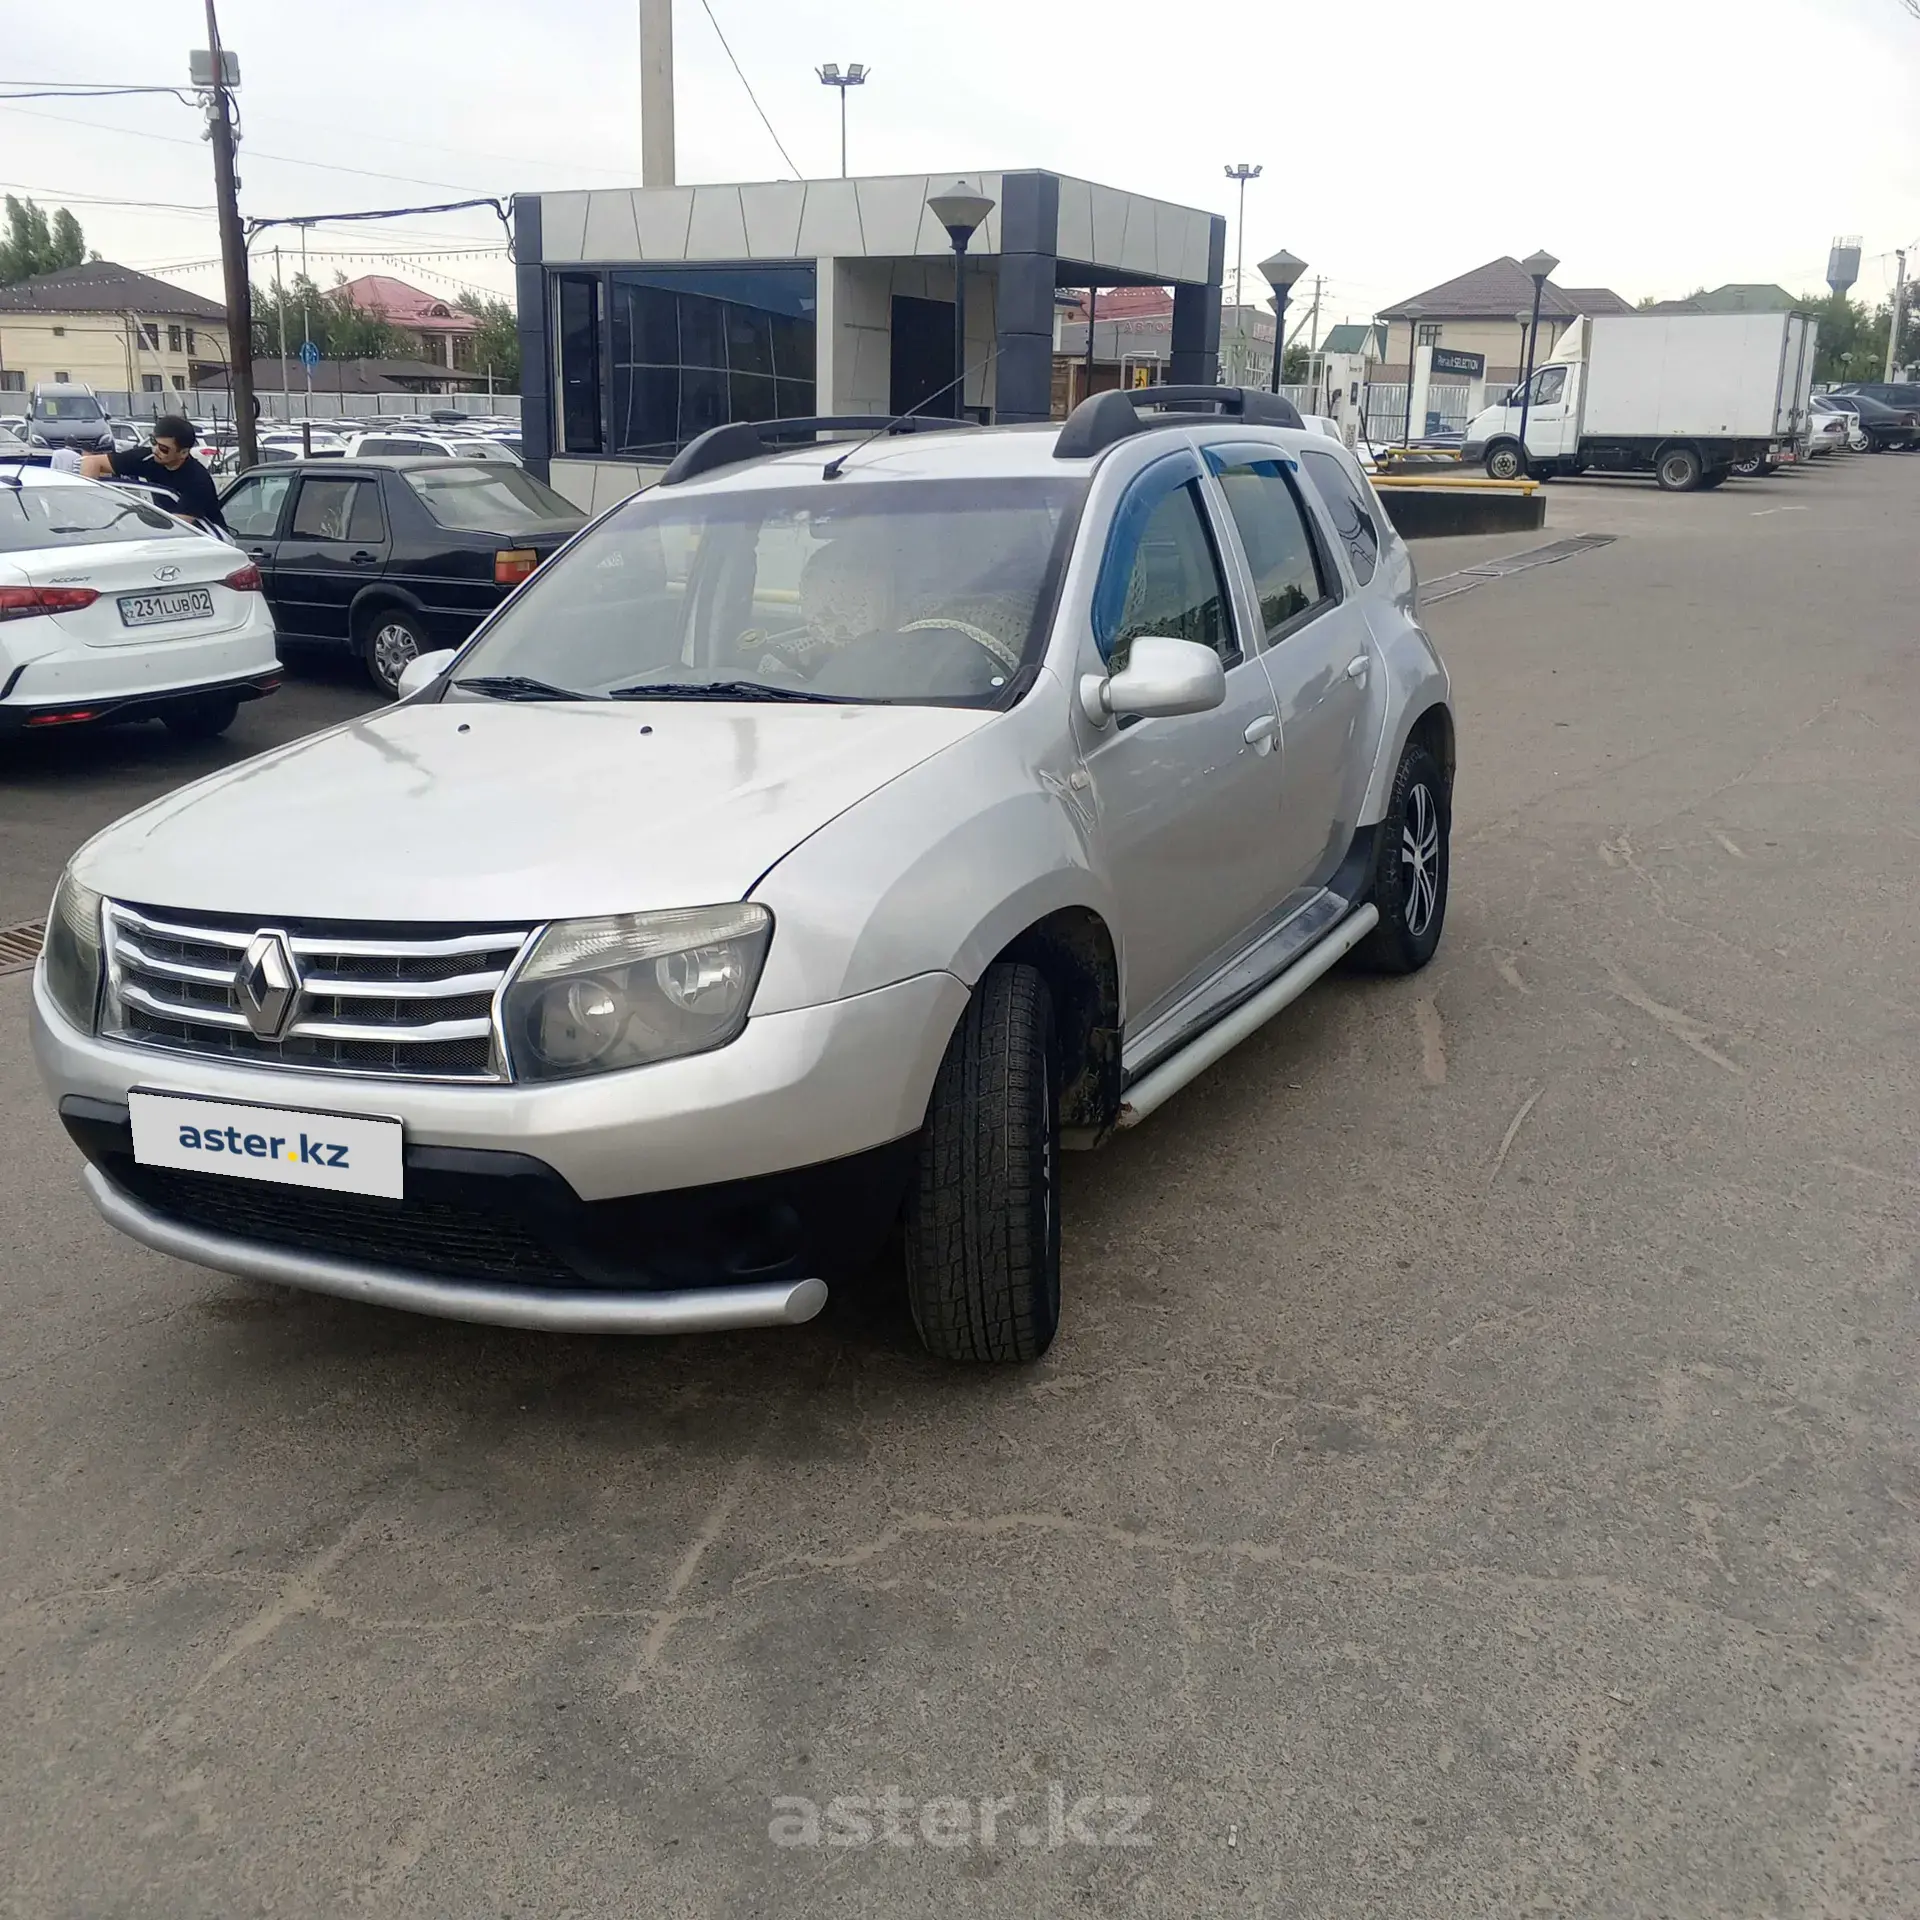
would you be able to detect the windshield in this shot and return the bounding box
[448,476,1087,709]
[0,483,193,552]
[34,394,105,421]
[403,464,580,533]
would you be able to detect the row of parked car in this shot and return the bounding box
[0,447,585,746]
[1803,383,1920,455]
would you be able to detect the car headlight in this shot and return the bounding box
[42,869,103,1032]
[502,904,772,1082]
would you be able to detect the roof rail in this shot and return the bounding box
[659,414,980,487]
[1053,384,1305,460]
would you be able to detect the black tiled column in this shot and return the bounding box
[514,195,551,480]
[1170,214,1228,387]
[993,171,1059,424]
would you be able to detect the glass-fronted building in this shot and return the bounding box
[512,170,1227,513]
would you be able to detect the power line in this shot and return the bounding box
[696,0,802,178]
[0,84,196,103]
[0,176,214,212]
[0,99,493,195]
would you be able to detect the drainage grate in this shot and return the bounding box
[0,921,45,975]
[1421,533,1617,604]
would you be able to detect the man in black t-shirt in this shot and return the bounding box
[80,413,226,530]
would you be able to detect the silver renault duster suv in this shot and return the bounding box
[32,387,1454,1364]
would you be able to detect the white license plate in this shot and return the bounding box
[128,1089,403,1199]
[119,587,215,628]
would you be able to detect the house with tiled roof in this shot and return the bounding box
[0,260,231,398]
[1375,257,1632,382]
[1641,282,1797,316]
[337,274,480,371]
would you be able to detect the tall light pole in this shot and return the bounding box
[1885,247,1908,381]
[1259,249,1305,394]
[928,180,995,420]
[817,63,868,178]
[1518,247,1560,459]
[1224,164,1262,384]
[1514,308,1532,395]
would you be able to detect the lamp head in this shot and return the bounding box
[1522,247,1560,284]
[928,179,995,246]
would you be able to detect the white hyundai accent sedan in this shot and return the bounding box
[0,465,281,740]
[32,387,1453,1363]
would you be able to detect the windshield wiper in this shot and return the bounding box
[604,679,857,704]
[453,674,585,702]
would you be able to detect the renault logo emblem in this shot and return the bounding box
[154,564,181,581]
[237,931,300,1040]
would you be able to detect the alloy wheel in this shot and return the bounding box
[1402,782,1441,937]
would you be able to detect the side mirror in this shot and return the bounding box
[396,649,458,700]
[1078,635,1227,727]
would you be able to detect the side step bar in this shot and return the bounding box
[1115,905,1379,1129]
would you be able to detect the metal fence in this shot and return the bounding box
[76,390,522,425]
[1357,382,1476,444]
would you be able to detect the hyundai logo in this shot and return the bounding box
[154,565,181,582]
[237,931,301,1040]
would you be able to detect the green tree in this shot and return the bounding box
[1802,290,1918,384]
[1282,341,1310,384]
[248,271,403,361]
[0,195,88,283]
[458,292,520,391]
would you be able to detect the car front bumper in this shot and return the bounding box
[33,966,967,1332]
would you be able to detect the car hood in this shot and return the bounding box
[75,699,992,922]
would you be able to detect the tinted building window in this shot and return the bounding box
[609,265,816,459]
[556,274,602,454]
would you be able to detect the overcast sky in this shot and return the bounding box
[6,0,1919,328]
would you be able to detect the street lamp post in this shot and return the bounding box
[927,180,995,421]
[1517,247,1560,459]
[1514,308,1532,395]
[1224,164,1262,384]
[815,63,868,178]
[1258,249,1306,394]
[1400,300,1425,443]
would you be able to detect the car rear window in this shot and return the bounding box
[0,482,192,553]
[403,464,581,533]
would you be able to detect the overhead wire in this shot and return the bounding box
[695,0,802,178]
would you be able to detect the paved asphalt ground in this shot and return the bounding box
[3,456,1917,1918]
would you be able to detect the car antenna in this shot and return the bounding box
[820,345,999,481]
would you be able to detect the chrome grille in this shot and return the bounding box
[102,902,533,1082]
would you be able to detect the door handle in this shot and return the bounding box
[349,549,380,565]
[1346,655,1371,681]
[1243,713,1278,752]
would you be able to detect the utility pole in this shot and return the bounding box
[639,0,676,187]
[273,243,288,422]
[200,0,257,469]
[1885,248,1908,382]
[299,223,313,418]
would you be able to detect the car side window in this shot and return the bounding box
[1101,479,1236,673]
[291,478,384,543]
[1209,458,1330,641]
[1533,366,1567,405]
[222,470,294,540]
[1300,448,1381,586]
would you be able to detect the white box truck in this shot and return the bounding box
[1462,311,1818,491]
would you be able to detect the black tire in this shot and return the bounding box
[1699,467,1730,490]
[1354,742,1450,975]
[161,693,239,741]
[903,962,1061,1364]
[1655,444,1704,492]
[1485,441,1527,481]
[359,606,428,697]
